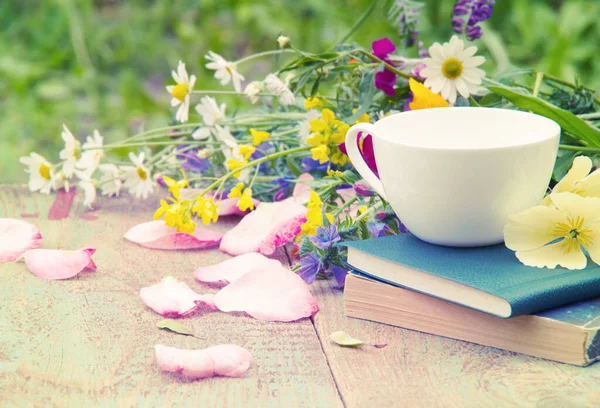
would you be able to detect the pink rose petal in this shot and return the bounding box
[23,247,96,280]
[217,197,261,216]
[140,276,216,317]
[155,344,252,379]
[291,173,314,204]
[219,201,307,256]
[194,253,283,285]
[0,218,43,263]
[213,265,319,322]
[124,220,223,250]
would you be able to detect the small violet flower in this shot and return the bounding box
[452,0,496,41]
[331,265,348,289]
[372,38,397,96]
[176,145,211,173]
[297,252,323,284]
[310,225,341,249]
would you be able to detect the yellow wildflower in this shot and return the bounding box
[325,213,334,224]
[311,144,330,164]
[330,150,349,166]
[300,191,324,236]
[192,196,219,225]
[408,78,450,110]
[504,193,600,270]
[226,159,246,178]
[228,183,245,199]
[541,156,600,205]
[358,205,369,220]
[305,108,350,164]
[250,129,271,146]
[352,109,371,124]
[326,169,344,178]
[237,188,255,211]
[237,145,256,160]
[304,97,323,110]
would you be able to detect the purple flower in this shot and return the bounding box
[331,265,348,289]
[176,145,211,173]
[372,38,397,96]
[354,183,375,197]
[301,157,328,172]
[451,0,495,40]
[389,1,422,47]
[367,221,394,238]
[310,225,341,249]
[297,253,322,284]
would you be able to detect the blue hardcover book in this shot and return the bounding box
[343,234,600,318]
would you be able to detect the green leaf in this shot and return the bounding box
[553,150,577,181]
[345,71,375,123]
[330,330,365,347]
[286,156,303,177]
[156,319,195,336]
[310,74,322,97]
[488,86,600,147]
[478,92,503,107]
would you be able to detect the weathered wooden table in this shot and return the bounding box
[1,185,599,407]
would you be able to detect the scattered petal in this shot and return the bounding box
[156,319,196,337]
[219,201,307,256]
[373,344,388,349]
[22,247,96,280]
[194,253,282,285]
[124,220,223,250]
[0,218,43,263]
[217,197,260,216]
[155,344,252,379]
[140,276,216,317]
[213,265,319,322]
[330,331,365,347]
[292,173,314,204]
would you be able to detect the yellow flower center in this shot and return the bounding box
[137,167,148,180]
[554,216,594,249]
[38,163,51,180]
[171,83,189,102]
[441,57,464,80]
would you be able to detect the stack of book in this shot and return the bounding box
[343,234,600,366]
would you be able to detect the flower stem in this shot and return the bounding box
[578,112,600,120]
[191,90,276,97]
[356,49,414,80]
[235,49,297,65]
[199,146,312,196]
[532,72,544,97]
[331,196,358,216]
[559,144,600,153]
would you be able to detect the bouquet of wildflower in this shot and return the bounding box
[20,0,600,284]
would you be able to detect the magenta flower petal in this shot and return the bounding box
[22,247,96,280]
[194,253,282,285]
[140,276,216,317]
[217,197,260,216]
[219,201,307,256]
[0,218,43,263]
[361,134,379,177]
[124,220,223,250]
[292,173,314,204]
[375,69,397,96]
[372,37,396,58]
[155,344,252,379]
[213,265,319,322]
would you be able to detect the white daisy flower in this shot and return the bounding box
[244,81,263,104]
[264,74,295,106]
[74,169,97,209]
[205,51,245,92]
[59,125,81,179]
[77,130,104,170]
[299,110,321,143]
[121,152,154,199]
[98,164,122,197]
[19,152,58,194]
[421,35,486,104]
[165,60,196,123]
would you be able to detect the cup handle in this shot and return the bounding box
[345,123,387,200]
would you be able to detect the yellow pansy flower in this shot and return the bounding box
[250,129,271,146]
[504,192,600,270]
[541,156,600,205]
[305,97,323,110]
[408,78,450,111]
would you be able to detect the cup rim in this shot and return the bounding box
[374,107,561,151]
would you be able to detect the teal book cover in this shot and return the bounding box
[343,233,600,317]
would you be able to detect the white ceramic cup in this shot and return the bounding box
[345,107,561,247]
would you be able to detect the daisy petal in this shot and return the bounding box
[0,218,43,263]
[23,247,96,280]
[516,240,587,270]
[155,344,252,379]
[460,68,485,85]
[124,220,223,250]
[463,56,486,68]
[292,173,314,204]
[217,197,260,216]
[213,265,319,322]
[219,201,307,256]
[428,43,444,61]
[459,45,478,60]
[454,77,470,98]
[140,276,216,317]
[194,253,282,285]
[504,205,566,251]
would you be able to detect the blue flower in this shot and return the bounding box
[310,225,341,249]
[301,157,328,172]
[367,221,393,238]
[297,253,323,284]
[331,265,348,289]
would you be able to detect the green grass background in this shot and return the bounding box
[1,0,599,183]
